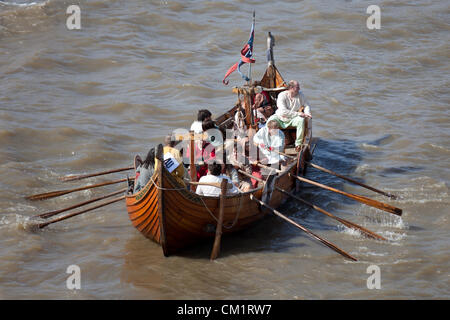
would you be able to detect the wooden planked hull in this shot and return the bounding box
[126,163,268,255]
[125,137,310,257]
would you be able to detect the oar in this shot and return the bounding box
[210,179,228,260]
[254,162,402,216]
[38,195,125,229]
[288,173,403,216]
[26,177,133,201]
[189,130,197,192]
[275,188,387,241]
[275,150,398,200]
[306,162,398,199]
[33,188,127,219]
[187,180,234,189]
[60,166,134,182]
[237,169,386,241]
[249,194,357,261]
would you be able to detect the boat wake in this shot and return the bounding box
[0,213,40,232]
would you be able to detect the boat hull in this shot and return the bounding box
[126,147,307,256]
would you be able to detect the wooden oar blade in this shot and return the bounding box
[333,216,387,241]
[307,161,398,200]
[351,193,402,216]
[289,173,403,216]
[38,195,125,229]
[34,188,127,219]
[25,178,129,202]
[60,166,134,182]
[275,187,387,241]
[250,194,357,261]
[26,189,71,201]
[313,234,358,262]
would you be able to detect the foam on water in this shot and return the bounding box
[338,225,363,238]
[0,213,39,232]
[0,0,48,7]
[354,163,376,174]
[380,231,408,242]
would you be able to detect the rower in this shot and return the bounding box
[134,147,156,193]
[190,109,212,134]
[187,120,218,181]
[238,140,262,190]
[196,162,239,196]
[252,91,274,128]
[154,134,186,186]
[252,120,287,171]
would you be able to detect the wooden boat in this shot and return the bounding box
[26,29,399,262]
[125,33,313,257]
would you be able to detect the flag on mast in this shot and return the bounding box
[222,15,255,85]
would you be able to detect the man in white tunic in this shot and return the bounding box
[252,120,286,166]
[195,162,240,197]
[268,80,312,151]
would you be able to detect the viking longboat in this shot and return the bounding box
[125,33,313,257]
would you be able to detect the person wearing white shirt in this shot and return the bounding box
[252,120,286,165]
[195,162,240,197]
[268,80,312,151]
[190,109,212,133]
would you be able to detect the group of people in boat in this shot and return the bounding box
[130,80,312,197]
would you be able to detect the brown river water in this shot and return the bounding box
[0,0,448,299]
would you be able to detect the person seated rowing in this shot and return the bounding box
[238,140,262,191]
[188,120,218,180]
[195,162,240,197]
[224,164,239,187]
[252,92,274,128]
[191,109,212,134]
[154,134,186,186]
[134,147,155,193]
[252,120,287,171]
[267,80,312,152]
[233,99,247,139]
[227,138,261,192]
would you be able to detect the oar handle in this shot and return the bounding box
[255,162,283,173]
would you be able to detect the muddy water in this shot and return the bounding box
[0,0,448,299]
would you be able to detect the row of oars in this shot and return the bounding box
[27,150,402,261]
[234,156,402,261]
[27,168,135,229]
[206,145,402,261]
